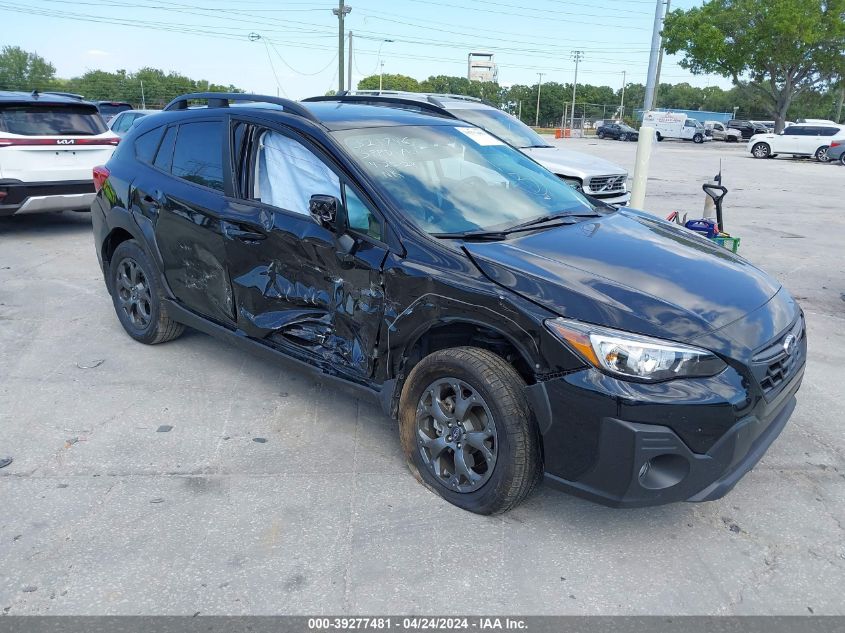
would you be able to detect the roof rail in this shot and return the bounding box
[162,92,320,123]
[302,93,458,119]
[345,89,483,104]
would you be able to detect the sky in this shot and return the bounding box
[2,0,731,101]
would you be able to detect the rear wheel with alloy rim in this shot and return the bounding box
[399,347,542,514]
[815,146,829,162]
[109,240,184,345]
[752,142,771,158]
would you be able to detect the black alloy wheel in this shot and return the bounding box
[115,257,152,330]
[415,377,498,493]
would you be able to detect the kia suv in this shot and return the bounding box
[304,91,631,207]
[91,93,805,514]
[1,91,120,216]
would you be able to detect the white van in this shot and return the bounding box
[642,111,709,143]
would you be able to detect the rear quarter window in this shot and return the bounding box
[170,121,224,191]
[134,127,165,163]
[0,104,107,136]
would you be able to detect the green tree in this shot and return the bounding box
[0,46,56,91]
[357,73,419,92]
[663,0,845,131]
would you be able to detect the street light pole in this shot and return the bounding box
[377,39,393,92]
[347,31,353,91]
[535,72,544,127]
[619,70,626,118]
[643,0,666,112]
[333,0,351,93]
[570,50,583,133]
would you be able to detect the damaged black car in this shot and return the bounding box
[90,93,805,514]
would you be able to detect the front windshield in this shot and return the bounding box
[450,107,550,148]
[334,124,596,235]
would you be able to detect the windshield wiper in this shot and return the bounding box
[503,211,600,234]
[520,144,555,149]
[433,230,508,241]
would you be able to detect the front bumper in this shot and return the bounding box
[0,180,95,216]
[527,362,803,508]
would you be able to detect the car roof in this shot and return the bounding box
[301,101,459,130]
[0,90,97,106]
[155,92,465,132]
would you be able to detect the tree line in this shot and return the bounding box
[0,46,241,107]
[355,73,843,127]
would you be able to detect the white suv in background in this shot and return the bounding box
[305,91,631,206]
[0,91,120,216]
[747,122,845,161]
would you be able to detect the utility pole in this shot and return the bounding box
[347,31,353,92]
[652,0,671,108]
[570,50,583,134]
[535,72,544,127]
[333,0,351,93]
[140,79,145,109]
[619,70,626,118]
[377,39,393,92]
[518,100,522,121]
[643,0,666,112]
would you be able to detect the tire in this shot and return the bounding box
[815,146,829,162]
[619,133,628,142]
[693,133,704,144]
[656,132,663,142]
[597,131,605,139]
[840,154,845,167]
[109,240,184,345]
[399,347,542,515]
[751,142,771,159]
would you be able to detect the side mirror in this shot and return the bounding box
[309,194,348,234]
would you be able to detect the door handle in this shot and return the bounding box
[222,221,266,242]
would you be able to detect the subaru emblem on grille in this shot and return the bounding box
[782,334,797,356]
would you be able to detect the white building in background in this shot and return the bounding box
[467,52,498,83]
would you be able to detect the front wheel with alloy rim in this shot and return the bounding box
[751,142,771,158]
[597,131,605,139]
[619,133,628,141]
[815,146,829,162]
[693,133,704,143]
[840,154,845,166]
[109,240,184,345]
[399,347,542,515]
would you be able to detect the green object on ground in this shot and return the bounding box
[711,235,741,253]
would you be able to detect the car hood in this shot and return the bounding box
[520,146,627,180]
[464,209,787,350]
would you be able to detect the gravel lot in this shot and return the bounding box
[1,137,843,615]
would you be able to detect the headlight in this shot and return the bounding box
[545,318,726,382]
[560,176,583,191]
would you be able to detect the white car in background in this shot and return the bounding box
[108,109,160,137]
[304,91,632,206]
[0,91,119,216]
[747,122,845,161]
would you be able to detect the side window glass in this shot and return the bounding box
[171,121,225,191]
[153,126,177,172]
[820,127,838,137]
[344,184,381,240]
[255,130,340,215]
[134,126,164,164]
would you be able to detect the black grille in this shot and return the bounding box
[751,316,806,396]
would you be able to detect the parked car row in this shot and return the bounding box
[85,91,805,514]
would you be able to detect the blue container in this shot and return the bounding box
[684,218,719,238]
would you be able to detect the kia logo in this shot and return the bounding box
[56,139,75,145]
[782,334,797,356]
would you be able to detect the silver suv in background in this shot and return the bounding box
[305,91,631,207]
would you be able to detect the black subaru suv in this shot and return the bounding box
[90,93,805,514]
